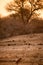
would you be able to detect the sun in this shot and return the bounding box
[35,9,43,19]
[0,0,13,18]
[38,10,43,19]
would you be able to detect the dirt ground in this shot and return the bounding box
[0,33,43,65]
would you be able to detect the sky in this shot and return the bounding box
[0,0,13,17]
[0,0,43,18]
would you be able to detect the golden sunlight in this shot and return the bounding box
[0,0,13,17]
[35,9,43,19]
[0,0,43,18]
[39,10,43,19]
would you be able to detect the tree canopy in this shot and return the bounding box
[6,0,43,24]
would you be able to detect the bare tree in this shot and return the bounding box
[6,0,43,24]
[27,0,43,22]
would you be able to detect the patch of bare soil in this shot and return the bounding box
[0,33,43,65]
